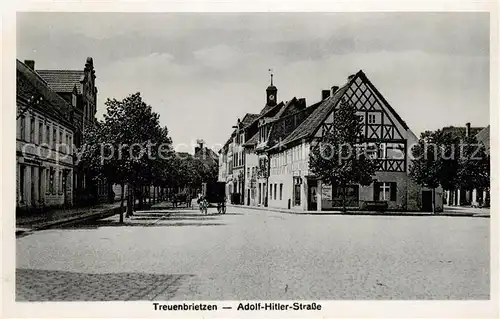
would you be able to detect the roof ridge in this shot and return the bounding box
[16,60,74,126]
[37,69,84,72]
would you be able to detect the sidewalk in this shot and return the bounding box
[443,205,490,218]
[229,204,490,218]
[16,199,163,236]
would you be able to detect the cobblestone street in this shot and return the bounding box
[16,206,489,301]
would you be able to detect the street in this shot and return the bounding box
[16,206,489,300]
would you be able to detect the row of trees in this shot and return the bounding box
[78,92,217,222]
[409,129,489,212]
[309,99,489,212]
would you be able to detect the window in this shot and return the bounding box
[30,117,35,142]
[46,169,50,194]
[368,113,376,124]
[357,114,365,124]
[279,184,283,200]
[31,167,36,202]
[294,182,301,206]
[274,184,277,200]
[20,115,26,141]
[45,123,50,144]
[38,122,43,145]
[60,131,63,146]
[386,143,405,160]
[367,143,379,159]
[374,182,397,201]
[270,184,273,199]
[72,94,77,107]
[19,165,25,202]
[59,171,63,194]
[52,126,57,147]
[49,169,55,194]
[247,167,250,178]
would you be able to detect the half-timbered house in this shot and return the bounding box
[264,70,443,212]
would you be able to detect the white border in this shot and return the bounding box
[2,1,499,318]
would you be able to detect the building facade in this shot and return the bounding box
[36,58,104,204]
[16,60,75,212]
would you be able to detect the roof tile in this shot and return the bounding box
[37,70,84,94]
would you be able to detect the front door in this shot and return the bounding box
[422,190,433,212]
[308,180,318,211]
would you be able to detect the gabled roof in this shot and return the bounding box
[272,70,412,150]
[276,83,350,148]
[241,113,260,128]
[269,102,321,150]
[475,125,490,154]
[243,132,259,147]
[259,103,276,116]
[17,60,74,128]
[37,70,84,94]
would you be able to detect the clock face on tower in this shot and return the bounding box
[269,94,275,101]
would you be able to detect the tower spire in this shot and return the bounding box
[269,68,273,86]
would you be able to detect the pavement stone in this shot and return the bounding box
[16,206,489,300]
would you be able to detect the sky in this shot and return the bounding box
[17,12,490,153]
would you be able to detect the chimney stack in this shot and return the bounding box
[322,90,331,100]
[298,98,306,109]
[331,86,339,95]
[24,60,35,70]
[465,122,471,137]
[347,74,355,82]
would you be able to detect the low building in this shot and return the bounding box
[442,123,490,207]
[16,59,75,212]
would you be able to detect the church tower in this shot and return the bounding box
[266,70,277,106]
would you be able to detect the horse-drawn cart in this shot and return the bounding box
[199,181,227,214]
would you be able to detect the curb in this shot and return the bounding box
[228,204,489,218]
[16,201,168,237]
[16,207,125,237]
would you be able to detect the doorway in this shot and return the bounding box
[422,190,433,212]
[308,180,318,211]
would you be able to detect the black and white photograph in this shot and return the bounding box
[2,4,498,318]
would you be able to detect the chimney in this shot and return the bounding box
[298,98,306,109]
[347,74,355,82]
[465,122,471,137]
[24,60,35,70]
[322,90,331,100]
[331,86,339,95]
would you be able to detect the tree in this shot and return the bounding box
[309,98,377,212]
[455,135,490,195]
[80,92,172,220]
[409,130,459,213]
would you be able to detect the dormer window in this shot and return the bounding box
[72,93,77,107]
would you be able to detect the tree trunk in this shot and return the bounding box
[119,183,125,223]
[149,186,152,205]
[126,182,133,217]
[432,187,436,214]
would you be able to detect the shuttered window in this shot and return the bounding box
[374,182,397,201]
